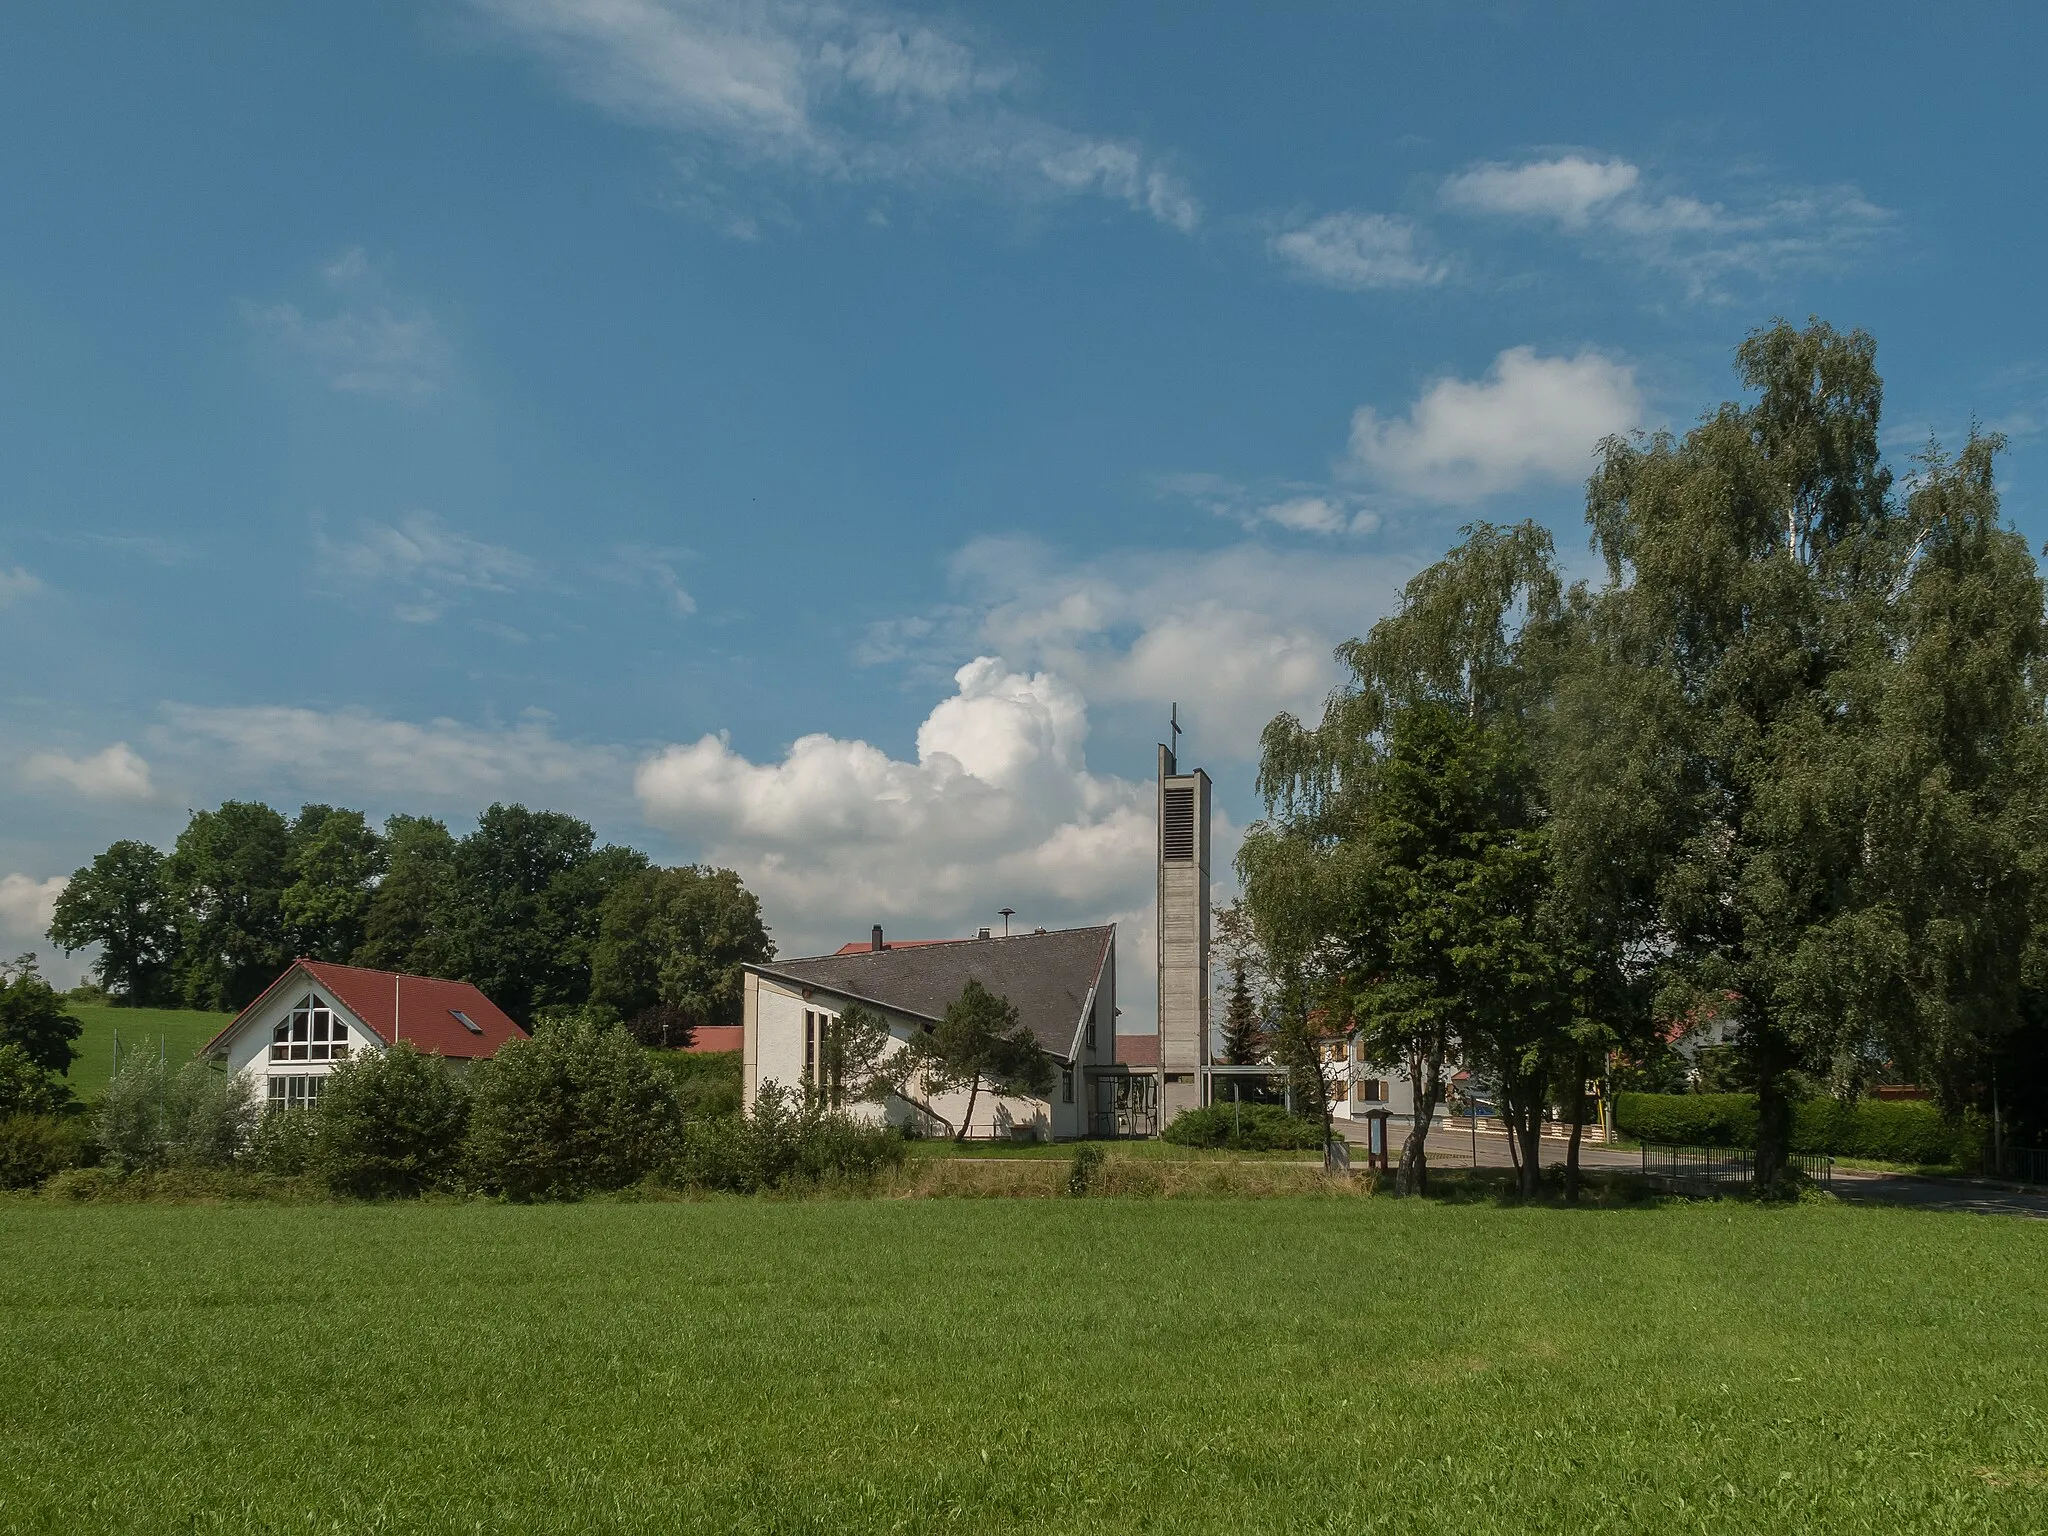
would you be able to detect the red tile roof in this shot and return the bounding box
[1115,1033,1159,1067]
[686,1024,742,1054]
[831,938,966,955]
[207,960,527,1062]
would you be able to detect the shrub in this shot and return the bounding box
[664,1082,905,1193]
[465,1019,680,1200]
[1066,1142,1106,1196]
[1162,1102,1327,1151]
[1614,1093,1760,1149]
[0,1043,72,1119]
[647,1049,742,1120]
[167,1061,260,1168]
[96,1050,170,1172]
[0,1114,92,1189]
[247,1106,319,1176]
[311,1043,469,1198]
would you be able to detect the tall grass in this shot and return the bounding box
[1,1200,2044,1532]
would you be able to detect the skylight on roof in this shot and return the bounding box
[450,1009,484,1036]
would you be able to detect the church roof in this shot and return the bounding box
[749,925,1114,1062]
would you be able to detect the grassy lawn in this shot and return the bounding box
[61,1004,233,1100]
[3,1200,2045,1533]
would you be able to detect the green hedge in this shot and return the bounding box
[1615,1093,1981,1166]
[1162,1102,1327,1151]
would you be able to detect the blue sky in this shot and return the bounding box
[4,2,2045,1005]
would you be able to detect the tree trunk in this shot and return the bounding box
[1753,1049,1795,1198]
[954,1072,982,1143]
[1395,1044,1445,1196]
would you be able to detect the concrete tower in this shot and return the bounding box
[1156,716,1211,1125]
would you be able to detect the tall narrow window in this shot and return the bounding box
[1061,1067,1074,1104]
[804,1010,817,1088]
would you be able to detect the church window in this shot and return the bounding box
[1061,1067,1074,1103]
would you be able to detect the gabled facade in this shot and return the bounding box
[202,959,526,1109]
[742,925,1116,1141]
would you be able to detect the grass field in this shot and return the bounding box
[3,1199,2045,1533]
[61,1003,233,1099]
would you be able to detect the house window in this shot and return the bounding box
[805,1008,844,1108]
[270,995,350,1063]
[1352,1079,1385,1106]
[1086,1017,1097,1051]
[266,1074,326,1111]
[1061,1067,1074,1103]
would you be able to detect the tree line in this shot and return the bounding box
[47,801,774,1032]
[1238,320,2048,1197]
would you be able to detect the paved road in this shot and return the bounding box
[1340,1122,2048,1217]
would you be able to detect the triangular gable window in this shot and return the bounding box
[270,992,351,1064]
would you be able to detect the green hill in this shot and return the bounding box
[62,1004,236,1101]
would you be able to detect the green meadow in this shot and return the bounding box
[2,1198,2043,1533]
[60,1004,233,1099]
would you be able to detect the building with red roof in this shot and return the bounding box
[203,959,527,1112]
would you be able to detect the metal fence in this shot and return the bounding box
[1638,1142,1832,1190]
[1997,1146,2048,1185]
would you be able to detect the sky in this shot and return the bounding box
[3,2,2046,1022]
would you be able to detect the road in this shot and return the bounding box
[1339,1121,2048,1217]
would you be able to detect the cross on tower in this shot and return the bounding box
[1169,702,1181,757]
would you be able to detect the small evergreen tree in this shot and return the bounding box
[904,980,1054,1141]
[1221,963,1262,1065]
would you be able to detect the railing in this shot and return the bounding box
[1997,1146,2048,1185]
[1638,1143,1832,1189]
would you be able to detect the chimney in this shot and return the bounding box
[871,925,885,952]
[977,926,992,940]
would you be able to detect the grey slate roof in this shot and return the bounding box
[749,925,1114,1060]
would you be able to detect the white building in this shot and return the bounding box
[201,958,527,1107]
[741,925,1120,1141]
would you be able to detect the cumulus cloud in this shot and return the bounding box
[469,0,1198,231]
[1270,212,1446,290]
[1347,346,1641,503]
[316,512,533,623]
[636,656,1159,954]
[949,540,1410,759]
[245,248,451,398]
[1440,153,1891,298]
[0,874,65,950]
[21,743,154,801]
[157,704,618,801]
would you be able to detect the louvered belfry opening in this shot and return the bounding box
[1161,785,1196,861]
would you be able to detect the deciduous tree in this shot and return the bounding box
[48,840,176,1004]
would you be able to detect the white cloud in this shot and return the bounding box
[637,655,1159,957]
[1270,212,1446,290]
[1439,154,1891,298]
[21,743,155,801]
[952,540,1410,758]
[157,705,618,801]
[0,874,65,950]
[245,248,451,397]
[469,0,1199,231]
[317,512,534,623]
[1158,474,1380,539]
[599,544,697,616]
[0,566,42,605]
[1441,155,1639,227]
[1347,346,1641,503]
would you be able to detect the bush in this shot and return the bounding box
[96,1054,259,1172]
[1618,1092,1982,1166]
[1614,1093,1760,1149]
[664,1083,905,1193]
[647,1049,742,1120]
[1066,1142,1106,1196]
[465,1019,680,1200]
[0,1043,72,1119]
[247,1107,319,1176]
[311,1043,469,1198]
[0,1114,92,1189]
[1162,1102,1327,1151]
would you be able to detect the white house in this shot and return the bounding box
[202,958,527,1108]
[742,925,1119,1141]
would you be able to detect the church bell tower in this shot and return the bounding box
[1156,706,1211,1125]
